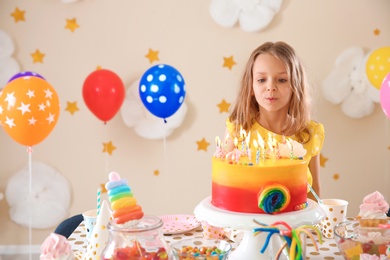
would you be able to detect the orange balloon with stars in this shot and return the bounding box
[0,76,60,147]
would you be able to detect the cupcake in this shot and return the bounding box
[40,233,74,260]
[356,191,389,227]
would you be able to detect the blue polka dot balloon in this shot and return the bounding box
[139,64,186,122]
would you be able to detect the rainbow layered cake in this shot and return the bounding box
[211,135,309,214]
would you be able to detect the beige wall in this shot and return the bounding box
[0,0,389,245]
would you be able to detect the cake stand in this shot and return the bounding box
[194,197,325,260]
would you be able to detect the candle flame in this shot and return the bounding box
[245,132,251,145]
[257,132,265,149]
[215,136,221,147]
[253,139,258,149]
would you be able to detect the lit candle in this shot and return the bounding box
[214,136,223,158]
[224,133,229,152]
[257,132,265,161]
[253,139,259,164]
[287,138,294,160]
[246,132,251,161]
[234,137,240,163]
[240,127,246,152]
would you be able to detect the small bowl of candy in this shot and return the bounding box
[334,219,390,259]
[171,238,232,260]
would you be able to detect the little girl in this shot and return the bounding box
[225,41,324,200]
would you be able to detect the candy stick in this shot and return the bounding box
[296,228,319,252]
[288,236,296,260]
[292,229,302,260]
[270,221,292,231]
[275,241,288,259]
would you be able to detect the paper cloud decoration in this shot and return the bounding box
[0,29,20,90]
[209,0,283,32]
[322,47,379,119]
[5,161,71,229]
[120,79,187,140]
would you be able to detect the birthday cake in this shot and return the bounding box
[211,134,309,214]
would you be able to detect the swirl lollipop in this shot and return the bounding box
[258,184,291,214]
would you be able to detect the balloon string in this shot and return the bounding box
[386,118,389,201]
[27,146,32,260]
[163,122,167,174]
[105,123,109,174]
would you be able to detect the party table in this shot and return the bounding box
[68,220,344,259]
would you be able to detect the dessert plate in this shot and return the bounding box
[158,214,201,235]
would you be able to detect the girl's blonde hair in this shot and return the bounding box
[229,41,311,143]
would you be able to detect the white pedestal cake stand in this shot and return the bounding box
[194,197,325,260]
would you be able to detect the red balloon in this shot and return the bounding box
[82,69,125,123]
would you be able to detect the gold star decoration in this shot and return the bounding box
[223,56,236,70]
[154,170,160,176]
[196,138,210,152]
[65,18,80,32]
[103,141,116,155]
[145,49,160,63]
[96,65,103,70]
[100,183,107,193]
[217,99,231,113]
[31,49,45,63]
[319,153,328,167]
[333,173,340,181]
[11,7,25,23]
[65,101,79,115]
[373,28,380,36]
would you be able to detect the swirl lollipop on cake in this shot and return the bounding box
[258,184,292,214]
[105,171,144,225]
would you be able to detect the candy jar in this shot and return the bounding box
[101,215,171,260]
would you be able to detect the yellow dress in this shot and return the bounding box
[225,120,325,188]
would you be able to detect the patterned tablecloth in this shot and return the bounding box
[68,221,344,259]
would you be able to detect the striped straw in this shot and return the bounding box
[307,183,323,205]
[97,188,101,215]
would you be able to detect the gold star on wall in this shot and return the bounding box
[223,56,236,70]
[145,49,160,63]
[154,170,160,176]
[11,7,25,23]
[333,173,340,181]
[31,49,45,63]
[100,183,107,193]
[196,138,210,151]
[103,141,116,155]
[65,101,79,115]
[217,99,231,113]
[373,28,380,36]
[65,18,80,32]
[320,153,328,167]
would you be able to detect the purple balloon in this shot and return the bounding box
[8,71,45,83]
